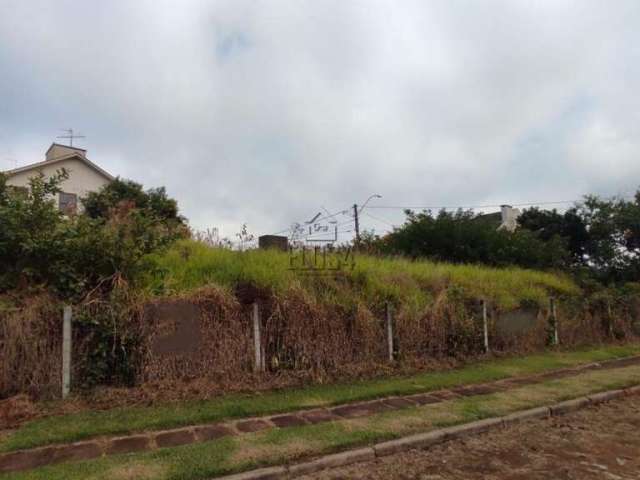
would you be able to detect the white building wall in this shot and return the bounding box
[6,157,110,210]
[497,205,521,232]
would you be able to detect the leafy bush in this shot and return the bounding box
[362,189,640,286]
[0,170,69,292]
[0,172,187,300]
[371,208,569,270]
[577,193,640,282]
[82,177,186,231]
[72,289,141,389]
[518,207,589,265]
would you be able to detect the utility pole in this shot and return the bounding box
[353,203,360,246]
[353,194,381,248]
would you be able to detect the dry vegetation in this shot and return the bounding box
[1,240,638,403]
[0,294,63,400]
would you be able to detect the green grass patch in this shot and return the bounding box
[2,344,639,453]
[5,363,640,480]
[142,240,579,309]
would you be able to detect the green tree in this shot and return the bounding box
[82,177,186,229]
[518,207,589,265]
[578,191,640,282]
[0,170,69,290]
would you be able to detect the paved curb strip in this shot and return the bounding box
[549,397,592,416]
[2,355,640,473]
[288,448,375,477]
[212,384,640,480]
[442,417,505,440]
[587,389,625,404]
[373,430,446,457]
[502,406,550,424]
[625,384,640,395]
[220,466,288,480]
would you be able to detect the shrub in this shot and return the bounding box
[372,208,570,270]
[0,172,187,299]
[0,170,69,292]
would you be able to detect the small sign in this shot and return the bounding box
[148,301,202,355]
[495,308,540,335]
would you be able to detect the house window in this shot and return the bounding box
[59,192,78,214]
[7,186,28,198]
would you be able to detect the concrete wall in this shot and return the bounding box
[6,157,110,211]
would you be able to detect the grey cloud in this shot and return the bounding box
[1,0,639,238]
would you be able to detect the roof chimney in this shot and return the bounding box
[45,143,86,162]
[500,205,512,224]
[498,205,520,232]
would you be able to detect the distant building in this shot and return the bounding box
[4,143,114,214]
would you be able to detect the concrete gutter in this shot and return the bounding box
[215,384,640,480]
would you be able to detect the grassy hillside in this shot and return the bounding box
[141,240,579,310]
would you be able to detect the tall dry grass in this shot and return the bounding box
[139,287,252,384]
[0,294,62,399]
[130,284,634,390]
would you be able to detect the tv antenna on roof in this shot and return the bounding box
[57,128,85,147]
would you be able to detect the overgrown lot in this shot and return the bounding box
[143,239,579,309]
[1,172,639,417]
[3,238,638,404]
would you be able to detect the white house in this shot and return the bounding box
[4,143,114,213]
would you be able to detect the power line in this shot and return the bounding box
[362,211,396,228]
[270,200,572,237]
[268,191,638,238]
[366,200,578,210]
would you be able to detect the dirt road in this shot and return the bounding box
[300,395,640,480]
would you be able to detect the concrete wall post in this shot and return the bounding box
[482,299,489,353]
[252,302,264,372]
[550,297,559,345]
[386,303,394,362]
[62,305,72,398]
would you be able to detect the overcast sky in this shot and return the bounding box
[1,0,639,240]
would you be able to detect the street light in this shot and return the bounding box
[354,194,382,246]
[359,194,382,213]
